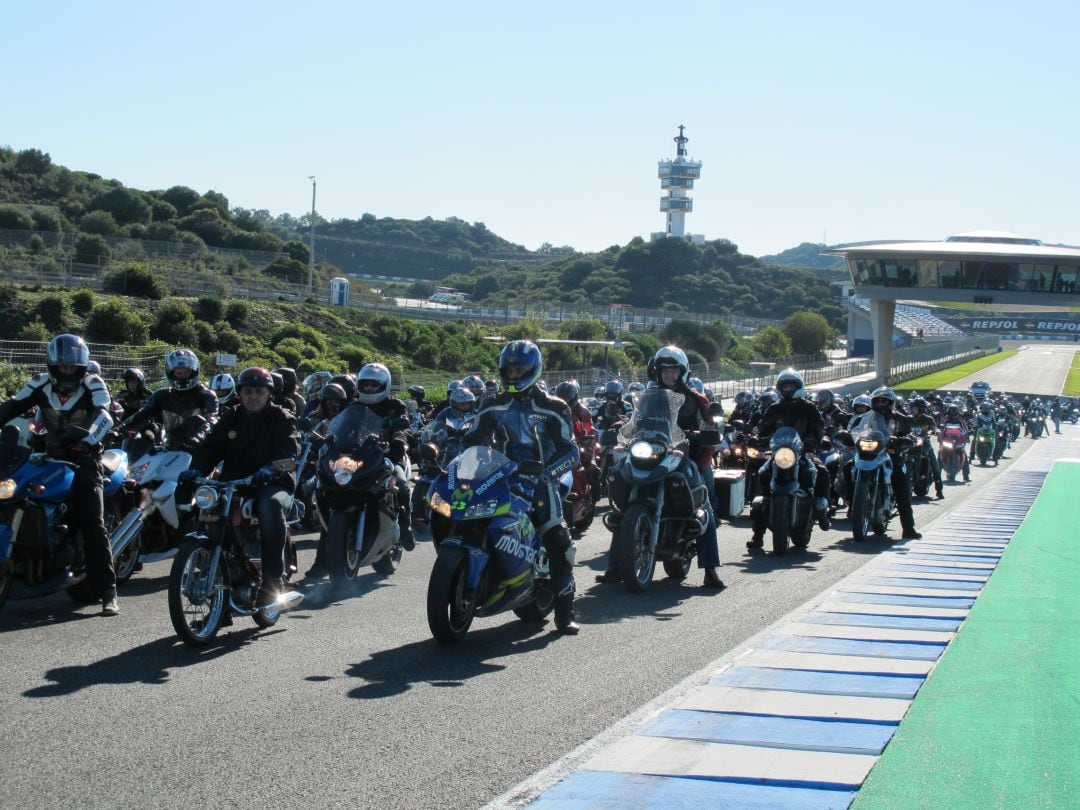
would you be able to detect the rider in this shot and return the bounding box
[749,368,832,548]
[185,367,301,609]
[119,349,217,453]
[813,389,851,438]
[0,334,119,615]
[462,340,583,633]
[210,373,237,409]
[595,380,632,430]
[971,401,998,465]
[855,387,924,540]
[908,397,945,499]
[350,363,415,551]
[407,385,434,418]
[939,401,972,482]
[274,367,307,414]
[600,347,725,589]
[555,380,599,496]
[117,367,151,420]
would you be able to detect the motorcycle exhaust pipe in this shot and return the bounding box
[110,511,145,559]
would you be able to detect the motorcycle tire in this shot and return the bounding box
[662,555,692,580]
[617,503,658,593]
[427,546,475,643]
[372,545,403,575]
[851,478,872,542]
[66,573,101,604]
[571,502,596,535]
[769,493,790,556]
[168,537,228,647]
[252,605,281,629]
[513,580,555,623]
[326,510,362,584]
[0,565,12,613]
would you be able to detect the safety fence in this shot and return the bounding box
[0,339,168,385]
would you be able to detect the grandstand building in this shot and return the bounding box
[828,231,1080,380]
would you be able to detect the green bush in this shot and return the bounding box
[28,234,45,254]
[224,300,250,327]
[270,322,327,354]
[18,319,50,342]
[35,294,67,332]
[71,288,96,315]
[0,362,26,397]
[193,321,217,352]
[195,295,224,323]
[213,323,243,353]
[152,299,198,346]
[103,265,168,299]
[74,233,111,263]
[86,299,149,344]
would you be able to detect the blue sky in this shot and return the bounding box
[4,1,1078,257]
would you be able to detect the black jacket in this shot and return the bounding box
[757,398,826,451]
[122,385,218,450]
[191,402,299,482]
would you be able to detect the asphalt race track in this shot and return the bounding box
[0,346,1073,809]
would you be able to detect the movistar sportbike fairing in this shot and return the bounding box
[426,446,552,643]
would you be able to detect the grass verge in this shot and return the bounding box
[894,349,1018,391]
[1063,351,1080,397]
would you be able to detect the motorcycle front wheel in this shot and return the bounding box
[427,546,475,643]
[617,503,657,593]
[513,579,555,623]
[769,493,791,556]
[168,538,227,647]
[326,510,363,584]
[851,478,873,542]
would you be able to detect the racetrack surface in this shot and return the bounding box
[946,344,1075,396]
[0,346,1070,810]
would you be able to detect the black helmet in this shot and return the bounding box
[270,371,284,399]
[871,386,897,413]
[407,385,426,400]
[555,380,580,405]
[329,374,357,401]
[909,397,928,416]
[165,349,200,391]
[814,389,834,411]
[236,366,275,391]
[274,367,298,395]
[604,380,624,400]
[498,340,542,395]
[47,333,90,394]
[484,379,499,396]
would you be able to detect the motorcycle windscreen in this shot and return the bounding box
[620,388,685,447]
[325,405,386,451]
[451,446,516,486]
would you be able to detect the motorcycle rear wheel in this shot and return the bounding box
[427,547,475,643]
[851,478,872,542]
[769,493,791,556]
[168,538,227,646]
[513,580,555,622]
[617,503,657,593]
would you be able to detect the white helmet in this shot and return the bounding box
[775,368,805,400]
[653,346,689,386]
[356,362,392,405]
[211,372,236,404]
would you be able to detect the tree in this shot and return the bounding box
[178,207,230,245]
[152,299,198,345]
[13,148,52,177]
[283,240,310,265]
[784,310,834,356]
[79,210,120,236]
[90,187,151,226]
[0,205,33,230]
[751,326,792,360]
[86,299,149,344]
[74,233,111,263]
[160,186,201,218]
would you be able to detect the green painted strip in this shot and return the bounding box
[852,461,1080,810]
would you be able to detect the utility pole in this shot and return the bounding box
[307,176,317,294]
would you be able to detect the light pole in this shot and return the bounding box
[307,176,316,294]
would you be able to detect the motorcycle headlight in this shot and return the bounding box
[0,479,16,500]
[194,485,219,510]
[774,447,796,470]
[330,456,363,485]
[463,499,500,519]
[629,440,661,460]
[858,439,881,453]
[429,490,452,518]
[746,447,761,459]
[942,441,954,450]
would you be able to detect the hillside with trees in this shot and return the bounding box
[759,241,846,276]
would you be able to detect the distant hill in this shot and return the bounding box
[759,242,846,275]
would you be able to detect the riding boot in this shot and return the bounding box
[553,593,579,634]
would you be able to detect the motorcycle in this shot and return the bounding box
[993,419,1009,464]
[167,460,305,646]
[603,387,713,592]
[414,413,473,524]
[908,427,934,497]
[316,407,406,583]
[0,424,136,612]
[752,427,816,555]
[938,422,969,482]
[424,445,554,643]
[849,428,896,542]
[108,435,194,567]
[1026,410,1045,438]
[563,435,597,536]
[974,421,996,466]
[824,430,856,513]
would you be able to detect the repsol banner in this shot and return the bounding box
[944,317,1080,333]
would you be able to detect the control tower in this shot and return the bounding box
[651,125,704,244]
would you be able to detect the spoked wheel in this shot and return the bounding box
[168,538,227,646]
[617,503,657,593]
[851,478,873,542]
[427,547,475,643]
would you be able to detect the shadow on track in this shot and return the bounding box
[339,621,558,700]
[22,627,276,697]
